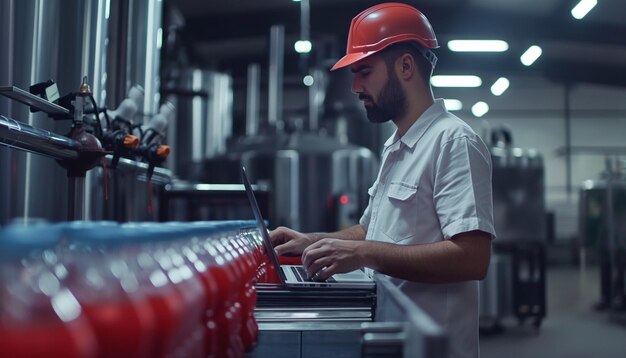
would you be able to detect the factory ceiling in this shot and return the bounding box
[168,0,626,88]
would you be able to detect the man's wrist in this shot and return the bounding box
[356,241,371,269]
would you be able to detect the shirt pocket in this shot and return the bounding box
[382,181,418,242]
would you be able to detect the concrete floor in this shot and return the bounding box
[480,266,626,358]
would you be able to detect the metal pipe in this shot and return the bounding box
[268,25,284,131]
[68,177,86,220]
[0,115,80,160]
[300,0,310,42]
[564,83,572,197]
[126,0,164,120]
[105,154,173,184]
[605,156,617,297]
[308,69,325,131]
[246,63,260,136]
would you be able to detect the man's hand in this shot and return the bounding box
[269,226,316,256]
[301,238,365,281]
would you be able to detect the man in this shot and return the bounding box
[270,3,495,358]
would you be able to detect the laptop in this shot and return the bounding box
[241,166,375,289]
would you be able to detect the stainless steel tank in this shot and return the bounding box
[490,146,546,242]
[125,0,163,118]
[0,0,168,223]
[266,133,378,232]
[580,179,626,249]
[89,156,173,222]
[168,69,233,176]
[0,0,112,223]
[88,0,168,222]
[190,132,379,232]
[578,156,626,310]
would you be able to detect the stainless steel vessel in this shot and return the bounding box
[189,132,378,232]
[168,69,233,175]
[0,0,166,223]
[490,146,546,242]
[89,156,173,222]
[0,0,97,222]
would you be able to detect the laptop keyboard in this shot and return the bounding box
[292,266,313,282]
[291,266,336,283]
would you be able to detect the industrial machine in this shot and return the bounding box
[185,132,378,232]
[579,157,626,315]
[0,0,170,223]
[158,24,379,233]
[480,127,547,330]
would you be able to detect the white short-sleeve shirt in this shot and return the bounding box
[360,99,496,358]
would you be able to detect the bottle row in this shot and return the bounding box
[0,220,275,358]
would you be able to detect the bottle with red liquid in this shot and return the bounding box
[183,221,260,354]
[59,223,157,358]
[0,224,98,358]
[213,221,263,350]
[117,230,187,358]
[191,228,244,358]
[124,223,206,358]
[165,222,225,358]
[219,233,259,351]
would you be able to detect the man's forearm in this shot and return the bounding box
[359,232,491,283]
[308,224,366,243]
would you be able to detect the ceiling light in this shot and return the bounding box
[520,46,542,66]
[156,28,163,49]
[431,75,482,88]
[571,0,597,19]
[303,75,314,87]
[447,40,509,52]
[444,99,463,111]
[471,101,489,117]
[490,77,510,96]
[294,40,312,54]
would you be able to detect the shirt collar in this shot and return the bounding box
[383,98,447,151]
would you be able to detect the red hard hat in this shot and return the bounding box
[331,2,438,71]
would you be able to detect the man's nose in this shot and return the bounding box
[351,76,361,94]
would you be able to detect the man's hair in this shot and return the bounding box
[379,42,433,86]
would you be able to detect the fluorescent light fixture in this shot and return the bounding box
[447,40,508,52]
[294,40,312,54]
[571,0,597,19]
[303,75,314,87]
[444,99,463,111]
[105,0,111,19]
[520,46,542,66]
[471,101,489,117]
[490,77,510,96]
[431,75,482,88]
[156,28,163,49]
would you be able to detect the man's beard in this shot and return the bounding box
[360,73,406,124]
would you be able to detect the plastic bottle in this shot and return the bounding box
[123,223,205,358]
[59,223,157,358]
[227,232,259,350]
[0,224,98,358]
[180,237,221,358]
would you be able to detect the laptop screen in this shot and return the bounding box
[241,166,285,282]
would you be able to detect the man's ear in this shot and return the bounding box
[398,54,415,80]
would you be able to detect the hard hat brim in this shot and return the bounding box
[330,51,377,71]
